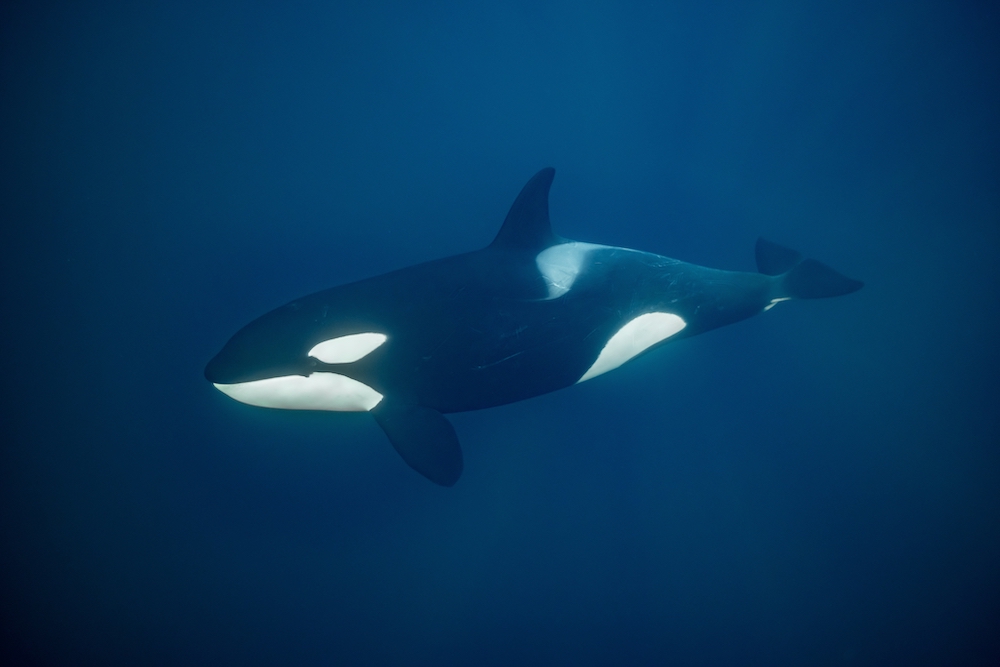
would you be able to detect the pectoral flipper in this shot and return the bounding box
[372,400,463,486]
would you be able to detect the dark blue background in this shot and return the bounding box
[2,1,998,665]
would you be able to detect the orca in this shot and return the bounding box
[205,169,863,486]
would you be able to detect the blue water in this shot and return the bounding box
[2,2,998,665]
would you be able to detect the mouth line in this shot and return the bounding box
[204,355,308,385]
[204,331,388,384]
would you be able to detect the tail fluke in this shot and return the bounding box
[756,238,864,299]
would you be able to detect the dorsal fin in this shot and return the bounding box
[489,168,560,251]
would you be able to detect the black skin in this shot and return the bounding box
[204,243,774,414]
[205,168,861,486]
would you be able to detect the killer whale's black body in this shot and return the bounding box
[206,169,862,486]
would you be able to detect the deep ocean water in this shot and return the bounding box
[2,2,998,665]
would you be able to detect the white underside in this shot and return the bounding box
[214,332,388,412]
[214,372,384,412]
[578,312,687,383]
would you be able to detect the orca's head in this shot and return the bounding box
[205,301,388,413]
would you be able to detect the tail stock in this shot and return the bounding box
[756,238,864,299]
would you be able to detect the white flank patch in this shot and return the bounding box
[214,372,383,412]
[308,332,387,363]
[577,312,687,383]
[763,296,792,312]
[535,242,606,299]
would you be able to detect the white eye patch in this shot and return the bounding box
[308,332,387,364]
[578,312,686,383]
